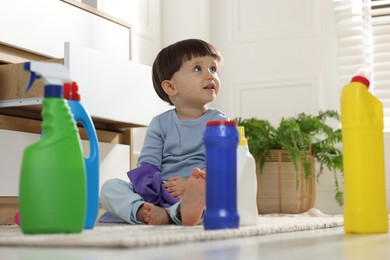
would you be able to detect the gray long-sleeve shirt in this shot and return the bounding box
[137,108,228,181]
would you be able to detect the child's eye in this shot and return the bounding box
[193,65,202,72]
[210,66,217,73]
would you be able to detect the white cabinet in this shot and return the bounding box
[0,0,130,60]
[65,42,169,126]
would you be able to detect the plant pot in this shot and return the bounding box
[256,150,316,214]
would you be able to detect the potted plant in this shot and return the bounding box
[235,110,343,213]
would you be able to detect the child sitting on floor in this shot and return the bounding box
[100,38,228,225]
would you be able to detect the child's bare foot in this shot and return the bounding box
[180,168,206,226]
[142,202,172,225]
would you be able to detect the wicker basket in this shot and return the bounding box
[256,150,316,214]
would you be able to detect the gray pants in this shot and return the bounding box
[100,178,182,224]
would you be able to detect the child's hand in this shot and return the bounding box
[163,176,187,199]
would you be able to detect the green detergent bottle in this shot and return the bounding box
[19,61,86,234]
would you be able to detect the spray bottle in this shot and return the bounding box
[19,61,86,234]
[64,81,99,229]
[340,70,388,234]
[237,126,258,226]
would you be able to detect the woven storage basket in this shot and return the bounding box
[256,150,316,214]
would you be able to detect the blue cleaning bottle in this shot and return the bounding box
[203,120,240,230]
[64,82,100,229]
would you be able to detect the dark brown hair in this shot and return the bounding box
[152,39,223,105]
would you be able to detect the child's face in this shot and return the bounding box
[169,55,220,107]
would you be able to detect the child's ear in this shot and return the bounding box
[162,80,177,96]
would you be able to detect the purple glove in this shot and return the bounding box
[127,162,179,208]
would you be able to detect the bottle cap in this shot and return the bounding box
[206,120,237,126]
[44,85,63,98]
[237,126,248,146]
[351,76,370,89]
[64,82,81,101]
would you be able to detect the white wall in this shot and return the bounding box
[160,0,210,47]
[209,0,343,213]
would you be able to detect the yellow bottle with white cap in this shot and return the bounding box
[341,73,388,234]
[237,126,258,226]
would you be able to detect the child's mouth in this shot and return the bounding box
[204,84,215,90]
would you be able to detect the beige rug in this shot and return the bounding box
[0,209,343,248]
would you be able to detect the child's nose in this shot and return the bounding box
[206,70,215,80]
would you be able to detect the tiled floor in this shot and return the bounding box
[1,226,389,260]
